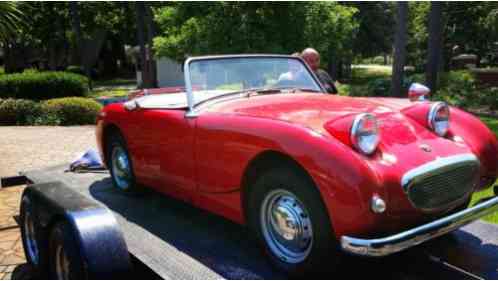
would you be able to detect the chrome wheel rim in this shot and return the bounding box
[23,207,39,265]
[55,244,70,280]
[260,189,313,264]
[111,146,132,190]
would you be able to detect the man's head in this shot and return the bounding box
[301,48,320,72]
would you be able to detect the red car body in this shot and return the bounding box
[96,88,498,239]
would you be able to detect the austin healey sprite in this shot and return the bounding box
[96,55,498,276]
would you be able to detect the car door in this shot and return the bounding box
[129,109,197,201]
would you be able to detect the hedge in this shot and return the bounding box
[0,98,42,125]
[0,97,102,126]
[42,97,102,125]
[0,71,89,100]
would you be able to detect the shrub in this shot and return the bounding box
[42,97,102,125]
[0,71,89,100]
[0,98,43,125]
[481,88,498,110]
[364,77,414,97]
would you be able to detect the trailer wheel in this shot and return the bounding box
[49,221,87,279]
[20,195,48,277]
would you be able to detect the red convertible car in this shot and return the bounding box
[96,55,498,276]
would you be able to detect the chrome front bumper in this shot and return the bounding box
[341,196,498,256]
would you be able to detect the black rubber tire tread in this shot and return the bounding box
[106,130,140,193]
[48,221,87,279]
[20,195,49,278]
[247,165,341,277]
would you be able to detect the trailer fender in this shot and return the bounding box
[22,181,131,279]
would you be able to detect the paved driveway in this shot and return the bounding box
[0,126,96,177]
[0,126,96,279]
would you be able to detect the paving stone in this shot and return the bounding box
[0,126,96,177]
[0,126,95,279]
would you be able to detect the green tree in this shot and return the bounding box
[347,2,395,63]
[153,2,358,74]
[0,2,23,42]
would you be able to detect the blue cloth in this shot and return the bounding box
[69,149,105,172]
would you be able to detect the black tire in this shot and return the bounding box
[247,166,341,277]
[106,131,139,192]
[20,195,49,278]
[48,221,87,279]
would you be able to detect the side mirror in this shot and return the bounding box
[408,83,430,101]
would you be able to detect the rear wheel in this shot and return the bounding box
[20,195,48,277]
[248,166,341,277]
[106,132,138,192]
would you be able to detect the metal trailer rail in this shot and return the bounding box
[2,164,498,279]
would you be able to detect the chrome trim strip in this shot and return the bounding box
[401,153,480,191]
[341,196,498,256]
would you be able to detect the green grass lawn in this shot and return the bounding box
[470,117,498,224]
[88,88,131,98]
[88,78,137,98]
[338,65,392,96]
[93,78,136,88]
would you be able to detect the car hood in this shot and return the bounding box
[205,93,412,132]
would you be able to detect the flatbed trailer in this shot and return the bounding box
[2,164,498,279]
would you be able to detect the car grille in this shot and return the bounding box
[402,154,480,212]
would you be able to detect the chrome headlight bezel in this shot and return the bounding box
[351,113,380,155]
[428,102,450,137]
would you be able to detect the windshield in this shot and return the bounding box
[186,56,323,103]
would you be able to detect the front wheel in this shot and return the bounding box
[248,167,341,277]
[106,132,138,192]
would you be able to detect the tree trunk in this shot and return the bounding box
[145,3,157,87]
[135,2,149,88]
[69,2,82,66]
[391,2,408,97]
[425,2,443,93]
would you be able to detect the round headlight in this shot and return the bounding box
[351,113,380,155]
[428,102,450,136]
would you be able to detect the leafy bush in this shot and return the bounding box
[481,88,498,110]
[407,70,478,108]
[0,71,88,100]
[0,98,43,125]
[363,77,414,97]
[42,97,102,125]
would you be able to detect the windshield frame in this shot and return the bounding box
[183,54,326,118]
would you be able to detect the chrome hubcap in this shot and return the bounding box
[261,189,313,264]
[23,207,39,265]
[55,244,70,279]
[111,146,131,190]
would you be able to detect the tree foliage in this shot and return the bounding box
[153,2,358,67]
[347,2,395,59]
[407,2,498,69]
[0,2,24,42]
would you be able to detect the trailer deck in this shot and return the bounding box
[4,164,498,279]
